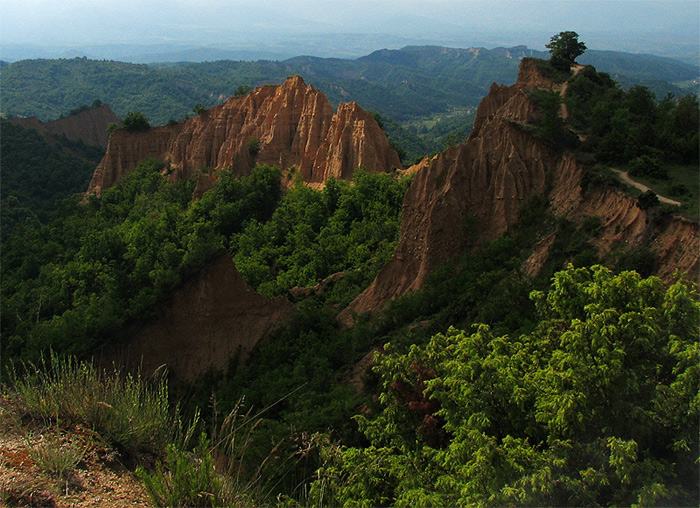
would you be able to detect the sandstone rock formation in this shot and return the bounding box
[88,76,401,195]
[342,58,699,322]
[103,251,295,381]
[8,104,119,149]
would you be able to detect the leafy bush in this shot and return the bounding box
[670,183,689,196]
[247,137,261,157]
[534,58,572,83]
[311,266,700,506]
[106,121,119,136]
[233,85,251,97]
[637,189,660,210]
[122,111,150,132]
[628,155,668,179]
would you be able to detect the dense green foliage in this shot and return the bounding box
[232,170,410,302]
[2,43,698,506]
[1,158,408,363]
[0,119,103,231]
[0,160,281,359]
[566,67,699,166]
[194,192,617,502]
[311,266,699,506]
[1,155,411,504]
[522,62,699,216]
[177,171,412,471]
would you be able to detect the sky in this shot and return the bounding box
[1,0,698,60]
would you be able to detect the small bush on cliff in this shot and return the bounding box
[628,155,668,180]
[106,121,119,136]
[247,137,261,157]
[122,111,150,132]
[234,85,252,97]
[637,189,660,210]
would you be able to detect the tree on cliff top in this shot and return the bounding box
[547,31,587,65]
[122,111,150,132]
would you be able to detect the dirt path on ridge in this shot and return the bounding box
[610,168,682,206]
[558,64,584,119]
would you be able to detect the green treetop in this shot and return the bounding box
[122,111,151,132]
[546,31,587,65]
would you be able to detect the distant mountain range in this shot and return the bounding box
[1,45,697,160]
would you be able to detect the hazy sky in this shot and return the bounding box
[1,0,698,58]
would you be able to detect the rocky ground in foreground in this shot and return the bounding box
[0,395,150,508]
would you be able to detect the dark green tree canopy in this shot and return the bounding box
[122,110,151,132]
[309,265,699,506]
[546,31,587,64]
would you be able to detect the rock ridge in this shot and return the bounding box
[341,58,699,322]
[88,76,401,194]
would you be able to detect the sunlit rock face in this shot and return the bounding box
[88,76,401,195]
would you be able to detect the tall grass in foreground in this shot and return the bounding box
[26,432,86,479]
[8,353,174,454]
[137,433,224,508]
[6,354,313,506]
[137,401,277,507]
[137,396,320,507]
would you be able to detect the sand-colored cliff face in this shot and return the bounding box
[88,76,401,194]
[105,252,295,381]
[7,104,119,149]
[342,58,699,321]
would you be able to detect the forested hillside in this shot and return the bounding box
[0,119,103,233]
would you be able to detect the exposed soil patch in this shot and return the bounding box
[0,396,150,508]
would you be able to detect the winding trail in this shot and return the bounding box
[610,168,682,206]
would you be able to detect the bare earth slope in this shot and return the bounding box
[1,397,149,507]
[88,76,401,194]
[8,104,119,149]
[101,251,295,381]
[342,58,699,322]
